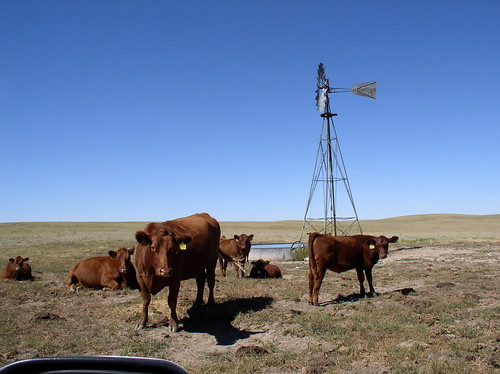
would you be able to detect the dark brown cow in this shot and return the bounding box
[67,247,135,291]
[219,234,253,278]
[308,233,398,306]
[134,213,220,332]
[1,256,34,281]
[249,259,282,279]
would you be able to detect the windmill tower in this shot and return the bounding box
[298,63,376,242]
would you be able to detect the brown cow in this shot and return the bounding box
[1,256,34,281]
[219,234,253,278]
[134,213,220,332]
[249,259,282,279]
[67,247,135,291]
[308,233,398,306]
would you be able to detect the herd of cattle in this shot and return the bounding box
[1,213,398,332]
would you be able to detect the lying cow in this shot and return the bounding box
[219,234,253,278]
[134,213,220,332]
[67,246,135,291]
[1,256,34,281]
[308,233,398,306]
[249,259,282,279]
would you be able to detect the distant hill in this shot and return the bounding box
[0,214,498,248]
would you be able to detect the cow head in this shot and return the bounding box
[367,236,399,259]
[10,256,28,271]
[135,230,191,277]
[236,233,254,251]
[109,247,135,274]
[251,259,269,269]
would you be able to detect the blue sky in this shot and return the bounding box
[1,0,499,222]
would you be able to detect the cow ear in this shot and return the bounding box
[108,251,117,258]
[248,234,254,241]
[389,236,399,243]
[234,235,239,241]
[23,257,30,262]
[136,231,152,246]
[174,234,192,244]
[128,246,135,255]
[265,260,270,264]
[9,258,15,263]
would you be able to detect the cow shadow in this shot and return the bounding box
[319,293,366,306]
[179,296,273,345]
[320,287,416,306]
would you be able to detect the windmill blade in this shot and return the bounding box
[315,63,328,112]
[317,63,326,88]
[351,82,377,99]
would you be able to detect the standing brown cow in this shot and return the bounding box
[67,247,135,291]
[134,213,220,332]
[1,256,34,281]
[219,234,253,278]
[308,233,398,306]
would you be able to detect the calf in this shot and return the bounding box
[67,247,135,291]
[219,234,253,278]
[1,256,34,281]
[249,259,282,279]
[308,233,398,306]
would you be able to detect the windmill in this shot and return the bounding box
[298,63,376,243]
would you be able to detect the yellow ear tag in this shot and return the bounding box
[369,244,375,250]
[179,242,187,250]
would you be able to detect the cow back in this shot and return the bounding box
[135,213,220,287]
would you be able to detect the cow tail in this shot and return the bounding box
[308,232,320,273]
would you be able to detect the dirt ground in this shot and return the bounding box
[1,240,499,373]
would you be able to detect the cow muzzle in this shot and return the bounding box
[156,267,173,277]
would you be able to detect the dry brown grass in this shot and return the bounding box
[0,215,499,373]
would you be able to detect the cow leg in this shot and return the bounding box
[136,277,151,330]
[206,263,216,305]
[102,279,120,291]
[193,272,206,307]
[308,270,314,304]
[311,266,326,306]
[356,267,366,296]
[167,281,181,333]
[218,254,227,277]
[365,268,376,295]
[232,262,239,278]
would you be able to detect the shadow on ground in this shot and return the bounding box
[179,296,273,345]
[320,287,416,306]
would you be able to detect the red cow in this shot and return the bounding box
[67,247,135,291]
[308,233,398,306]
[1,256,34,281]
[134,213,220,332]
[219,234,253,278]
[249,259,282,279]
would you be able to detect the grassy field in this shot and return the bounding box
[0,214,499,373]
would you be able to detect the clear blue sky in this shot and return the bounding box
[1,1,499,222]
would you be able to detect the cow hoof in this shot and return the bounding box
[169,324,178,333]
[135,322,146,330]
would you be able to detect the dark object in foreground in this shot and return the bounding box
[0,356,188,374]
[307,233,399,306]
